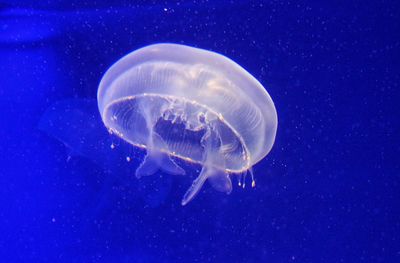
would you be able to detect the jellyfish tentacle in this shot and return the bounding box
[237,168,256,188]
[249,167,256,188]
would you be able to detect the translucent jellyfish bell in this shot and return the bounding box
[97,43,277,205]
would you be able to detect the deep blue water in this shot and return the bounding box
[1,1,399,262]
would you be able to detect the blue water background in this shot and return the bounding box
[0,1,399,262]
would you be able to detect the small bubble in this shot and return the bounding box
[110,143,115,149]
[126,156,131,162]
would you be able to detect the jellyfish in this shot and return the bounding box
[98,43,277,205]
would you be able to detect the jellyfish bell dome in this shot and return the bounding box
[97,43,277,205]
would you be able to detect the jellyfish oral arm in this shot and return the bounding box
[135,132,185,178]
[135,101,185,178]
[181,122,232,205]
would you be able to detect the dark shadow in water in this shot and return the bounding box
[38,98,173,211]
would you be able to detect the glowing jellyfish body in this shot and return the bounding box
[97,43,277,205]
